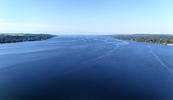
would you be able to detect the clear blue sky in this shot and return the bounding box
[0,0,173,35]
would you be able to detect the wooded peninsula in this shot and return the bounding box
[107,34,173,45]
[0,33,56,44]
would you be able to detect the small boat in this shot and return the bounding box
[148,46,150,47]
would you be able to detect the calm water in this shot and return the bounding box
[0,35,173,100]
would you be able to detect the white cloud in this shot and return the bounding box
[1,22,172,34]
[0,22,114,35]
[0,19,7,22]
[0,22,84,33]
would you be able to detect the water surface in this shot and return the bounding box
[0,35,173,100]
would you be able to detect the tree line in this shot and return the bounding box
[0,33,56,44]
[107,34,173,44]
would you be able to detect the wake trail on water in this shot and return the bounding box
[149,47,173,74]
[84,40,129,64]
[62,39,129,74]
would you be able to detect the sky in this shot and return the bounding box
[0,0,173,35]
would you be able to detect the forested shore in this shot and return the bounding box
[0,33,56,44]
[107,34,173,44]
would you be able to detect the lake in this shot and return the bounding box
[0,35,173,100]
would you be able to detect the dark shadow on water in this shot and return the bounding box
[0,68,162,100]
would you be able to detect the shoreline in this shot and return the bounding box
[0,34,57,44]
[167,44,173,46]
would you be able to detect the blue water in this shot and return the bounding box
[0,35,173,100]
